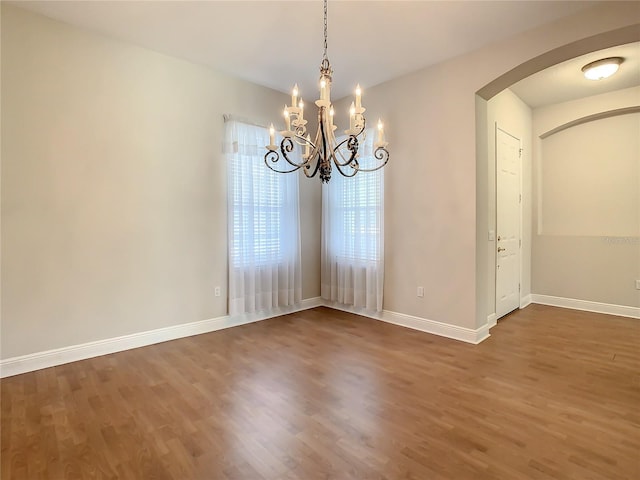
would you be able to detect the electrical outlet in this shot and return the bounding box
[215,286,221,297]
[636,280,640,290]
[417,286,424,298]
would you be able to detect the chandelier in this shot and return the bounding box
[265,0,389,183]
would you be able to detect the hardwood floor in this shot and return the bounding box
[2,304,639,479]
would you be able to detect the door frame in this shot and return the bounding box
[495,124,523,321]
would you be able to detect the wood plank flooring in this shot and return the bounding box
[2,304,639,479]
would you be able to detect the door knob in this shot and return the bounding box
[497,247,506,252]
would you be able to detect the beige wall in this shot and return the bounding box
[0,5,321,359]
[335,2,639,329]
[485,89,533,318]
[532,87,640,307]
[2,3,638,360]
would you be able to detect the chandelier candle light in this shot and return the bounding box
[265,0,389,183]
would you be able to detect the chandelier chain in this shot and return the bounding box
[264,0,389,183]
[323,0,328,61]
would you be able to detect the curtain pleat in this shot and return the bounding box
[321,130,384,312]
[225,120,302,316]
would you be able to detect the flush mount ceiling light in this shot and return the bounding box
[265,0,389,183]
[581,57,624,80]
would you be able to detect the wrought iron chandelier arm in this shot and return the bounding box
[263,0,389,182]
[302,151,322,178]
[333,123,365,151]
[296,132,323,178]
[332,134,362,168]
[276,137,310,169]
[331,152,359,177]
[350,146,390,172]
[329,119,365,167]
[264,137,311,173]
[293,117,322,178]
[332,120,388,172]
[264,150,303,174]
[293,133,317,151]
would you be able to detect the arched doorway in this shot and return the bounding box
[475,24,640,329]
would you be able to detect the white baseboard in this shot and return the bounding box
[5,291,633,379]
[520,294,532,309]
[488,295,530,327]
[324,301,490,345]
[530,294,639,319]
[1,296,492,378]
[0,297,323,378]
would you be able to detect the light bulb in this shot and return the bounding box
[283,106,290,131]
[584,64,619,80]
[269,123,275,146]
[376,119,385,145]
[582,57,624,81]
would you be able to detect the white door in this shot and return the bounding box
[496,127,521,319]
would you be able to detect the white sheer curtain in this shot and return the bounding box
[225,120,302,316]
[321,130,384,311]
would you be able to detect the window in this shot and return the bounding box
[225,120,301,315]
[229,143,288,266]
[321,130,384,311]
[330,157,383,263]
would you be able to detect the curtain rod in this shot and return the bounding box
[223,114,268,130]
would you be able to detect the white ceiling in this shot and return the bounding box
[511,42,640,108]
[12,0,602,101]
